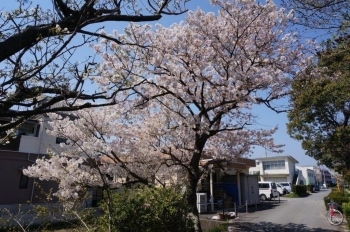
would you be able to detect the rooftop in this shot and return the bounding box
[255,155,299,164]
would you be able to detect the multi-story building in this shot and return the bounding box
[295,166,316,185]
[0,114,63,205]
[249,156,299,184]
[321,169,332,185]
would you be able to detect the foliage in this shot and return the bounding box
[0,203,91,232]
[23,0,308,231]
[306,184,315,192]
[0,0,188,133]
[281,0,350,35]
[291,185,307,196]
[342,201,350,228]
[96,187,194,232]
[284,192,300,198]
[287,36,350,178]
[324,188,350,211]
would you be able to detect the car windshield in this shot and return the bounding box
[281,183,289,186]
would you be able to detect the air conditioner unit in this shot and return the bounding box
[196,193,207,213]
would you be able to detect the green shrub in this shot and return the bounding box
[97,186,194,232]
[292,185,307,196]
[342,202,350,229]
[324,188,350,212]
[306,184,315,192]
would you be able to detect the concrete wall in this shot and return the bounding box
[296,166,316,185]
[18,119,62,154]
[249,156,299,184]
[286,158,296,183]
[0,150,58,205]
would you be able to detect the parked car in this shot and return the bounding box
[258,181,279,201]
[314,185,320,191]
[278,182,292,193]
[276,183,286,196]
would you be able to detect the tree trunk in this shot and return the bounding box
[185,172,202,232]
[336,176,340,192]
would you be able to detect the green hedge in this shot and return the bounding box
[291,185,307,196]
[325,188,350,229]
[324,188,350,212]
[342,202,350,228]
[306,184,315,192]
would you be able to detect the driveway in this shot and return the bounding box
[230,189,343,231]
[201,189,344,231]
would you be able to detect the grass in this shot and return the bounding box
[0,220,83,232]
[284,192,310,198]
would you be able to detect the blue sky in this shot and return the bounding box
[4,0,319,166]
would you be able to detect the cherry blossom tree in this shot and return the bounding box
[281,0,350,35]
[0,0,188,133]
[24,0,310,231]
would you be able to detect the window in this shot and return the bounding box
[19,173,29,188]
[56,137,67,144]
[263,160,285,170]
[259,183,269,188]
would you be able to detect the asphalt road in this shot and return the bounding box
[228,189,343,232]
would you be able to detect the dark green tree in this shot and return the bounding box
[287,37,350,180]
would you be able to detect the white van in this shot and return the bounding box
[258,181,279,201]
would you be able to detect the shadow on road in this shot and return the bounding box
[227,221,340,232]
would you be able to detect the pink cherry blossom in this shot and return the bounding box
[24,0,310,230]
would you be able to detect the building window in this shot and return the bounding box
[263,160,285,170]
[19,173,29,188]
[56,137,67,144]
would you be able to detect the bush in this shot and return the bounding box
[97,186,194,232]
[291,185,307,196]
[342,202,350,229]
[306,184,315,192]
[324,188,350,212]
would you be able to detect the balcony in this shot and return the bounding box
[0,120,40,152]
[0,136,21,151]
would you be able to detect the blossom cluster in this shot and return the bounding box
[24,0,309,202]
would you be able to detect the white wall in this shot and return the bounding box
[286,159,296,183]
[18,118,62,154]
[249,156,298,184]
[296,166,316,185]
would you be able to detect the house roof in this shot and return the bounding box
[255,155,299,164]
[199,157,256,170]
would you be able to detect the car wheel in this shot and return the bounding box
[260,194,267,201]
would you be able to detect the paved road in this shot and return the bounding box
[228,189,343,232]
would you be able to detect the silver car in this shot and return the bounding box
[276,183,286,195]
[278,182,292,193]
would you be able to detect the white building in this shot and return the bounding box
[249,156,299,184]
[296,166,316,185]
[18,119,64,154]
